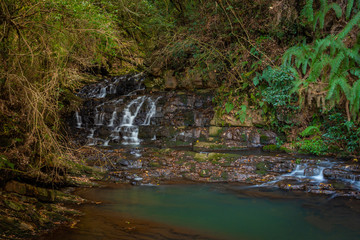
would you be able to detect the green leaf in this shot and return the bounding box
[225,102,234,114]
[253,75,260,86]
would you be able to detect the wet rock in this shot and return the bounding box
[304,167,322,177]
[323,168,360,181]
[270,162,294,173]
[5,181,56,202]
[277,180,306,190]
[117,159,130,167]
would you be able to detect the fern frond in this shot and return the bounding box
[326,76,351,102]
[350,69,360,77]
[308,55,331,82]
[329,52,345,80]
[337,11,360,40]
[302,59,309,74]
[300,126,320,137]
[283,45,305,66]
[327,3,343,18]
[339,77,352,101]
[350,80,360,120]
[312,36,332,62]
[346,0,355,19]
[302,0,314,22]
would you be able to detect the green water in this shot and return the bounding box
[89,185,360,240]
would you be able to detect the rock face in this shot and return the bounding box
[71,74,277,148]
[0,181,84,239]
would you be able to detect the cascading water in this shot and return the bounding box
[258,160,336,188]
[116,96,146,145]
[74,73,159,147]
[75,111,82,128]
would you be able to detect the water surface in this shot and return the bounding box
[43,184,360,240]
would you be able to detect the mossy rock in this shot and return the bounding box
[193,141,246,151]
[262,144,291,153]
[193,141,227,151]
[193,152,238,163]
[256,162,269,175]
[149,161,161,168]
[194,153,208,162]
[221,172,229,180]
[260,135,270,144]
[199,169,211,178]
[209,126,224,137]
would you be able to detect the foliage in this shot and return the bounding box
[0,155,14,170]
[296,136,329,155]
[323,112,360,153]
[283,1,360,121]
[254,66,297,107]
[300,126,320,137]
[0,0,139,183]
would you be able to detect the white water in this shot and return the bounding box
[75,74,159,146]
[258,160,336,189]
[75,111,82,128]
[117,96,147,145]
[108,110,117,127]
[142,97,160,125]
[94,111,106,126]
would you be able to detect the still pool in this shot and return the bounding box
[42,184,360,240]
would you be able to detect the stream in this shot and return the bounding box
[52,73,360,239]
[42,184,360,240]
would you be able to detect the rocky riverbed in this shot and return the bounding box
[77,145,360,199]
[70,73,360,199]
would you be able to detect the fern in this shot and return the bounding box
[346,0,355,19]
[302,0,344,30]
[300,126,320,137]
[350,80,360,119]
[326,76,351,104]
[327,3,343,18]
[337,11,360,40]
[302,0,314,22]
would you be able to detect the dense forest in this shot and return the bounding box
[0,0,360,185]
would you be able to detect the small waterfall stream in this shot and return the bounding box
[75,73,160,147]
[117,96,146,145]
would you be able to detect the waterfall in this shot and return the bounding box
[108,110,117,127]
[94,111,106,126]
[75,111,82,128]
[142,97,160,125]
[98,86,107,98]
[74,73,159,147]
[117,96,147,145]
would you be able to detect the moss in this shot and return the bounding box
[149,162,161,168]
[3,199,26,211]
[194,141,246,151]
[221,172,228,180]
[260,135,269,144]
[194,153,208,162]
[209,126,224,137]
[256,162,269,176]
[199,169,211,177]
[241,134,247,142]
[262,144,291,153]
[194,152,238,163]
[165,140,191,147]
